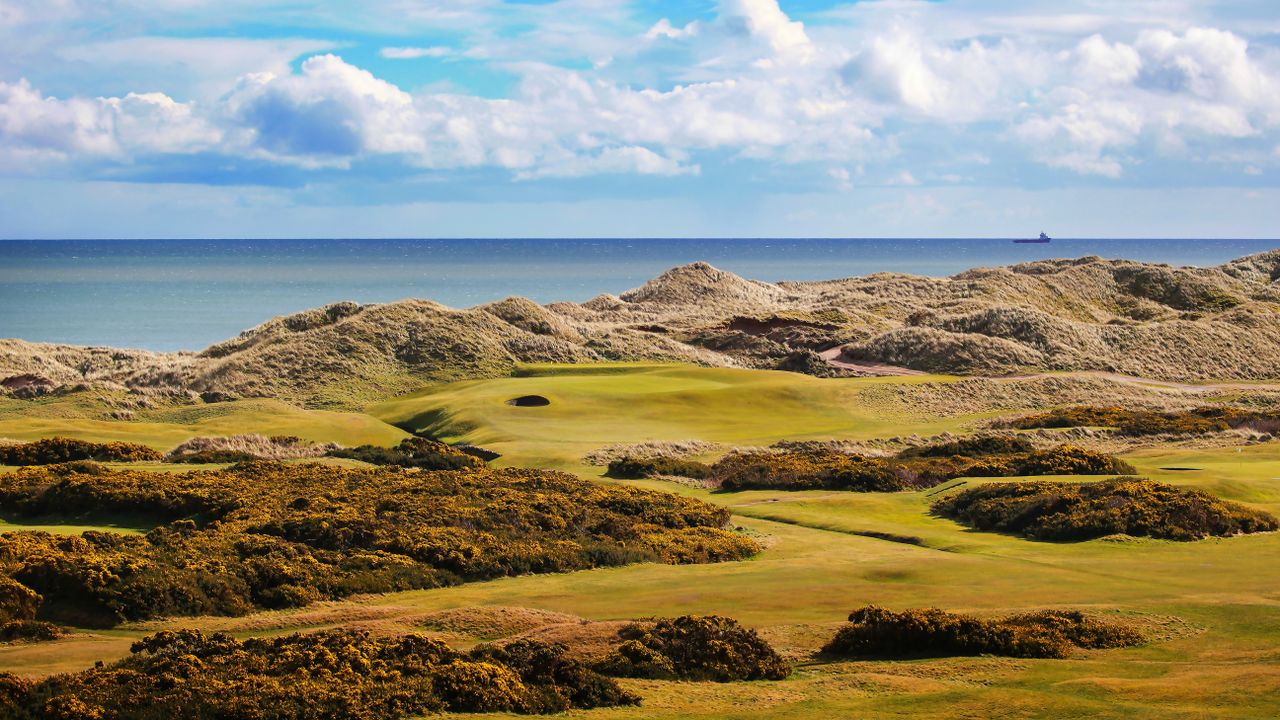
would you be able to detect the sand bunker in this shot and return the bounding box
[507,395,551,407]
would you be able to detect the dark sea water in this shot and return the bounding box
[2,238,1276,352]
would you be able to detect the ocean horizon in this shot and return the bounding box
[3,237,1277,352]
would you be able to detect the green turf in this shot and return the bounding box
[4,364,1280,718]
[371,364,973,475]
[0,396,408,451]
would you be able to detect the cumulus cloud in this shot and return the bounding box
[226,54,422,162]
[1013,26,1279,176]
[2,1,1280,185]
[0,79,218,161]
[719,0,812,62]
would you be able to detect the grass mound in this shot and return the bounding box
[167,434,337,463]
[326,437,485,470]
[821,606,1144,659]
[0,463,757,627]
[933,478,1280,541]
[0,629,637,719]
[595,615,790,682]
[0,437,161,466]
[709,445,1134,492]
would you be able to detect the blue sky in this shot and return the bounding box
[2,0,1279,238]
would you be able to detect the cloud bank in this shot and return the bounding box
[0,0,1278,236]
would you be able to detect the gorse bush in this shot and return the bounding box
[327,437,485,470]
[0,463,757,626]
[898,435,1035,458]
[965,446,1135,477]
[933,478,1279,541]
[0,628,638,719]
[821,606,1143,659]
[595,615,790,682]
[0,620,64,643]
[0,437,161,466]
[606,456,712,480]
[1004,405,1278,437]
[709,445,1133,492]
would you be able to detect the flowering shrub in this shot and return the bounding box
[0,463,757,626]
[0,629,638,719]
[606,456,711,479]
[0,437,161,465]
[933,477,1279,541]
[1003,405,1277,437]
[710,445,1133,492]
[595,615,790,682]
[822,606,1143,659]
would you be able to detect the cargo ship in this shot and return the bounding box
[1014,232,1051,244]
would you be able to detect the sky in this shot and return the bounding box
[1,0,1280,238]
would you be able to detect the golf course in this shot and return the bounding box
[2,361,1278,718]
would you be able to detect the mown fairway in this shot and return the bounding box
[3,364,1279,718]
[371,363,973,475]
[0,395,408,449]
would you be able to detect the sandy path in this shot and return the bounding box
[817,347,927,376]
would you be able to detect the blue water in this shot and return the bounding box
[2,238,1276,352]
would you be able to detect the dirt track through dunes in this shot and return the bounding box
[818,347,928,376]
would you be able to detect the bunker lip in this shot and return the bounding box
[507,395,551,407]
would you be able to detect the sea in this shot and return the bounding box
[2,238,1277,352]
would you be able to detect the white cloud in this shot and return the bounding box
[3,1,1280,185]
[380,46,452,60]
[719,0,812,62]
[645,18,698,41]
[1070,35,1141,86]
[885,170,920,186]
[0,79,218,161]
[226,54,422,162]
[840,29,1045,120]
[515,145,698,179]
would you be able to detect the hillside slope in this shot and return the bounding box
[2,251,1278,407]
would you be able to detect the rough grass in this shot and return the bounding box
[166,434,338,462]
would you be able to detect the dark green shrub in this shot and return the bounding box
[1004,405,1276,437]
[967,446,1136,477]
[0,619,65,643]
[327,437,484,470]
[899,435,1035,458]
[821,606,1143,660]
[595,615,790,682]
[710,445,1133,493]
[170,450,257,464]
[0,438,161,466]
[933,477,1279,541]
[606,456,711,480]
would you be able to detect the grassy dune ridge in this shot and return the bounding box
[4,250,1280,409]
